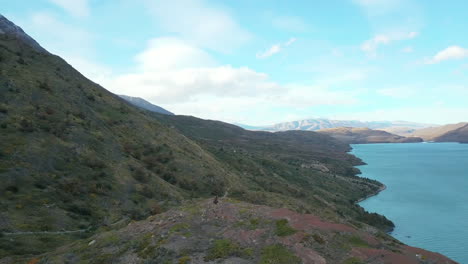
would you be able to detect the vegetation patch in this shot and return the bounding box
[347,235,369,248]
[170,223,190,233]
[274,219,297,237]
[178,256,191,264]
[204,239,251,261]
[259,244,301,264]
[312,233,326,244]
[344,257,365,264]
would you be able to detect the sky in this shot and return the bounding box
[3,0,468,125]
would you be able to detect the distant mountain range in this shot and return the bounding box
[118,95,174,115]
[238,118,468,144]
[238,118,434,132]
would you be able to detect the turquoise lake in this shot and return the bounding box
[351,143,468,263]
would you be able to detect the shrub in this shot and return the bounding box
[0,104,7,114]
[87,94,95,101]
[348,235,369,248]
[275,219,297,237]
[5,186,19,193]
[312,234,326,244]
[204,239,248,261]
[19,119,34,132]
[344,257,364,264]
[84,157,106,169]
[132,168,149,183]
[259,244,301,264]
[39,80,51,92]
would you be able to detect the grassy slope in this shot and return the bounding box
[0,33,242,257]
[0,28,391,258]
[15,199,456,264]
[153,115,394,229]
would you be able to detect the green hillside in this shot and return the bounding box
[1,16,392,259]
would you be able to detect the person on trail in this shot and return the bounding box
[213,195,219,205]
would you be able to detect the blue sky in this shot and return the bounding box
[3,0,468,125]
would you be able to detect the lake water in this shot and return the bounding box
[351,143,468,263]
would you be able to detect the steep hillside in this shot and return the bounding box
[0,16,242,257]
[317,127,423,144]
[119,95,174,115]
[8,199,456,264]
[0,15,456,263]
[410,123,468,141]
[434,124,468,143]
[151,114,394,229]
[0,15,391,258]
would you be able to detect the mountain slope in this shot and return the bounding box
[318,127,423,144]
[0,15,390,257]
[0,16,241,257]
[14,199,456,264]
[151,115,396,230]
[118,95,174,115]
[434,124,468,143]
[0,15,456,263]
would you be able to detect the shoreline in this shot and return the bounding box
[356,184,387,204]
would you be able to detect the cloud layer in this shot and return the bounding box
[428,46,468,64]
[361,32,418,57]
[143,0,252,53]
[256,38,296,59]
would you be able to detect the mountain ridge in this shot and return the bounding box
[118,94,174,115]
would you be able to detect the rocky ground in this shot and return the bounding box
[3,198,457,264]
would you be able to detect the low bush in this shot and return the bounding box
[275,219,297,237]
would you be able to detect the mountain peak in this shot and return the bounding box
[0,14,48,53]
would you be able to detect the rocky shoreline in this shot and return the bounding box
[356,184,387,203]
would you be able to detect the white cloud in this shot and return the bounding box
[427,46,468,64]
[143,0,252,53]
[256,38,296,59]
[48,0,90,17]
[135,37,216,71]
[100,37,358,125]
[105,65,282,103]
[272,15,308,32]
[103,37,281,102]
[361,31,418,57]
